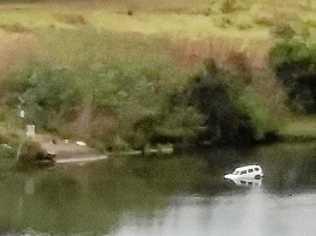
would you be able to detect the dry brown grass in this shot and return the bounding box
[0,23,31,33]
[77,0,209,14]
[54,13,87,25]
[0,30,37,76]
[170,35,272,72]
[0,0,312,76]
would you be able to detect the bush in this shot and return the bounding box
[154,105,203,143]
[0,145,16,159]
[209,0,251,14]
[0,23,31,33]
[237,87,277,140]
[221,0,237,13]
[7,64,84,132]
[237,22,252,30]
[271,23,295,39]
[54,14,87,25]
[254,13,275,26]
[214,16,233,28]
[182,60,275,145]
[270,40,316,113]
[270,40,310,67]
[19,141,46,162]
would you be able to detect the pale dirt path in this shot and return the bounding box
[33,134,108,163]
[55,155,107,164]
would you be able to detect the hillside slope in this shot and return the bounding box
[0,0,315,70]
[0,0,314,151]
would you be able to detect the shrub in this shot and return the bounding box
[19,141,46,162]
[155,105,203,143]
[0,23,31,33]
[270,40,310,67]
[270,40,316,113]
[182,60,276,145]
[210,0,252,14]
[237,87,277,140]
[254,13,275,26]
[6,64,84,131]
[54,14,87,25]
[237,22,252,30]
[221,0,237,14]
[214,16,233,28]
[271,22,296,39]
[0,145,16,159]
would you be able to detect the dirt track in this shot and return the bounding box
[33,134,107,163]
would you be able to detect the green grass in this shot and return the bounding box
[280,116,316,139]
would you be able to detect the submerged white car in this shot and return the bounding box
[224,165,264,181]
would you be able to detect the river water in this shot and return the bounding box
[0,142,315,236]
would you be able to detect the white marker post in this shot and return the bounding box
[19,110,25,119]
[26,125,35,138]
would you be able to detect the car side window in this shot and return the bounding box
[254,168,259,171]
[248,169,253,173]
[241,170,247,175]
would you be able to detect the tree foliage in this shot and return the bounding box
[270,40,316,113]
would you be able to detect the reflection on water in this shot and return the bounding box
[228,177,262,187]
[113,191,316,236]
[0,143,315,236]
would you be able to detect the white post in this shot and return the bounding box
[26,125,35,138]
[19,110,25,119]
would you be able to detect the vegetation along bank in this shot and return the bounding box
[0,0,316,159]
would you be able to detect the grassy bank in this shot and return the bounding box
[1,0,315,153]
[2,50,281,151]
[278,116,316,142]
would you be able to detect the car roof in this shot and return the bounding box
[234,165,261,171]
